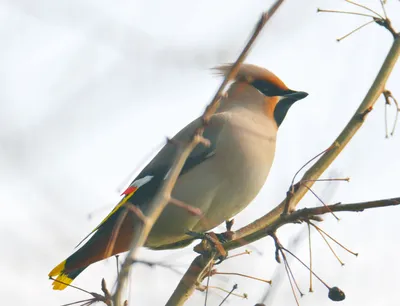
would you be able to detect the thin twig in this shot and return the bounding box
[198,285,247,299]
[204,260,214,306]
[384,90,400,136]
[271,233,303,298]
[125,203,148,223]
[283,254,300,306]
[282,247,330,290]
[211,271,271,284]
[226,249,252,259]
[317,8,378,19]
[104,209,128,259]
[337,19,376,42]
[285,144,336,214]
[218,284,238,306]
[344,0,384,19]
[309,222,358,256]
[169,197,203,216]
[380,0,388,19]
[301,184,340,220]
[116,141,164,194]
[49,277,93,295]
[301,178,350,183]
[60,299,95,306]
[385,92,390,138]
[54,278,112,306]
[116,255,120,276]
[290,146,335,192]
[308,222,313,292]
[314,224,345,266]
[391,102,400,136]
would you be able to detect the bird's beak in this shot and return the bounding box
[282,90,308,101]
[273,90,308,127]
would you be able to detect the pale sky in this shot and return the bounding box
[1,1,400,305]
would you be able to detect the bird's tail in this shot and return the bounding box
[48,260,87,290]
[49,204,136,290]
[49,191,142,291]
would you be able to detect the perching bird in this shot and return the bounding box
[49,63,308,290]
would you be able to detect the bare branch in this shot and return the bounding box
[225,196,400,251]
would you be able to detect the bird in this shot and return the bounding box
[49,63,308,290]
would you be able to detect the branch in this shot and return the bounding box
[112,6,274,306]
[167,17,400,306]
[169,196,400,305]
[239,196,400,240]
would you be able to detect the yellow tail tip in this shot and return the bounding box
[49,260,72,290]
[49,260,66,277]
[51,274,73,290]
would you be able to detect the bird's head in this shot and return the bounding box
[214,63,308,127]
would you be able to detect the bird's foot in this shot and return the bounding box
[186,230,232,264]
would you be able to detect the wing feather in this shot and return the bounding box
[77,115,226,246]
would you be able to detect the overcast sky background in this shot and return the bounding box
[1,0,399,305]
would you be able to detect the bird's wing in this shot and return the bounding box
[75,115,226,247]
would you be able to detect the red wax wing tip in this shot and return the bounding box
[121,186,138,196]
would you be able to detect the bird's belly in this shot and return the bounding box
[146,158,222,247]
[191,117,276,232]
[147,145,275,248]
[147,113,277,248]
[193,147,274,232]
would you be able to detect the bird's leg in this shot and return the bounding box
[186,231,227,257]
[186,231,229,264]
[186,219,236,264]
[224,219,235,239]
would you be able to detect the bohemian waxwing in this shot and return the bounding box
[49,63,308,290]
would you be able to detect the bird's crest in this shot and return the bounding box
[212,63,289,91]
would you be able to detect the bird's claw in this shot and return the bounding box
[187,230,230,263]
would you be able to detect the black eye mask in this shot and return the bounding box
[251,79,288,97]
[251,79,308,127]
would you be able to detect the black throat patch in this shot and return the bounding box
[273,98,296,127]
[251,80,297,127]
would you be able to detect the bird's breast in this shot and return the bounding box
[193,111,278,230]
[216,111,277,177]
[146,111,278,247]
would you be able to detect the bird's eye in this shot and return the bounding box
[251,80,282,97]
